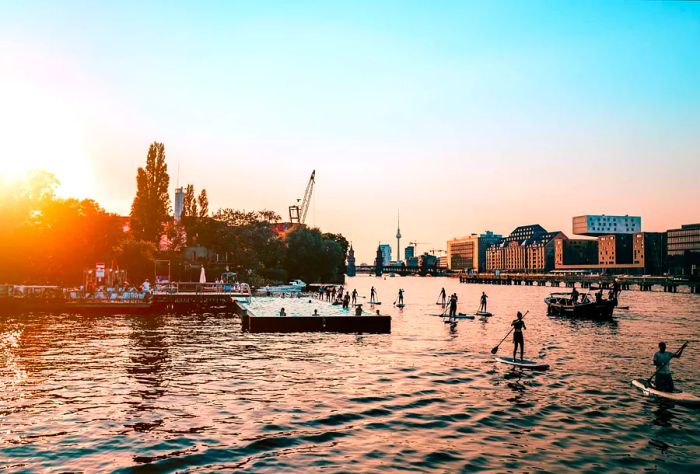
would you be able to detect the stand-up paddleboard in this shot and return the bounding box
[632,379,700,406]
[617,306,630,310]
[396,303,405,308]
[369,301,382,305]
[432,313,475,320]
[476,311,493,317]
[495,357,549,370]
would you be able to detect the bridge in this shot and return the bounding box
[354,264,449,276]
[457,273,699,293]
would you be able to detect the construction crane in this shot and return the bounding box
[408,241,430,253]
[289,170,316,225]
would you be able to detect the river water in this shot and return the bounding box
[1,276,699,472]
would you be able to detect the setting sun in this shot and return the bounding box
[0,72,95,198]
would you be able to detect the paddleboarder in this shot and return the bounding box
[438,287,446,305]
[653,342,687,392]
[511,311,526,361]
[351,289,358,305]
[370,286,377,303]
[397,288,404,306]
[448,293,458,318]
[479,292,488,312]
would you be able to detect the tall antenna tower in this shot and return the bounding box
[396,210,402,262]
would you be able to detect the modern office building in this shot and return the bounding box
[667,224,700,256]
[419,253,438,269]
[486,225,566,273]
[633,232,666,275]
[378,244,392,266]
[405,245,415,261]
[447,231,502,272]
[174,187,185,222]
[666,223,700,275]
[598,234,633,266]
[554,239,598,266]
[554,232,668,274]
[573,215,641,237]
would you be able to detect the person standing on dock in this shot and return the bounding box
[479,292,488,312]
[343,293,350,309]
[351,289,358,306]
[439,287,446,305]
[448,293,458,318]
[370,286,377,303]
[512,312,526,361]
[280,308,287,317]
[397,288,404,305]
[653,342,687,392]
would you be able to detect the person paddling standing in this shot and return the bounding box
[439,287,446,305]
[512,311,526,361]
[351,289,358,305]
[397,288,404,305]
[653,342,686,392]
[370,286,377,303]
[448,293,458,318]
[479,292,488,312]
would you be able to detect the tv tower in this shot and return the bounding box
[396,210,402,263]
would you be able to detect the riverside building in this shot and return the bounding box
[485,225,566,273]
[446,231,502,272]
[666,223,700,275]
[572,214,641,236]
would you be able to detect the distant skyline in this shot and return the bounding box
[1,1,699,261]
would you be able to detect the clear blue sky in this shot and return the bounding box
[1,1,699,261]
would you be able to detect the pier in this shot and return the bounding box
[235,301,391,334]
[354,264,448,276]
[457,273,699,293]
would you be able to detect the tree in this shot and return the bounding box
[183,184,197,217]
[130,142,171,243]
[115,239,157,284]
[285,227,345,283]
[197,189,209,217]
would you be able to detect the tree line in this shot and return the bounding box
[0,142,348,286]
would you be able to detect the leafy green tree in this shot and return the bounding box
[130,142,171,243]
[183,184,197,217]
[0,172,126,284]
[115,239,157,284]
[197,189,209,217]
[285,227,345,283]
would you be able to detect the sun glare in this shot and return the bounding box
[0,79,95,199]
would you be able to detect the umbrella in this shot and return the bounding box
[199,265,206,283]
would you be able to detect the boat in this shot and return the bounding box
[544,292,615,319]
[495,357,549,370]
[632,379,700,406]
[257,279,306,295]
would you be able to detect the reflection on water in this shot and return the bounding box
[1,276,699,472]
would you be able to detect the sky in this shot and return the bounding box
[1,0,699,262]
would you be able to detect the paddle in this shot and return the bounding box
[647,342,688,387]
[490,310,529,354]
